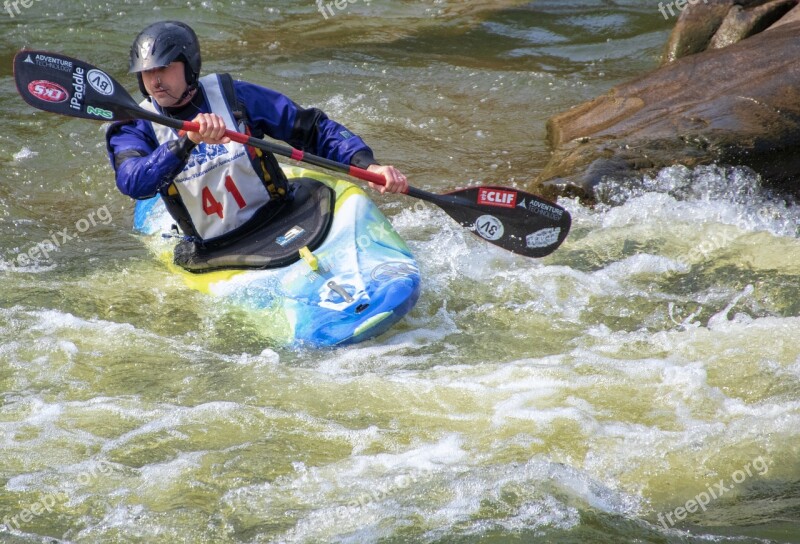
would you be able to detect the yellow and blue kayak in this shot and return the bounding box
[132,165,421,346]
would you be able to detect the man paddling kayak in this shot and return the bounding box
[106,20,408,245]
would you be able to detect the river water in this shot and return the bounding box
[1,1,799,542]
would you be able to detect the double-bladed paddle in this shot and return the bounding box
[13,50,570,258]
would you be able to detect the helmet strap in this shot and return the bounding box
[174,83,198,106]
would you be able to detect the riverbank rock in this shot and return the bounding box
[531,6,800,203]
[663,0,797,63]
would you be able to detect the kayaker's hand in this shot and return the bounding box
[187,113,231,145]
[367,165,408,194]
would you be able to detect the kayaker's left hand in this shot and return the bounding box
[367,165,408,194]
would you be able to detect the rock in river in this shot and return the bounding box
[531,2,800,203]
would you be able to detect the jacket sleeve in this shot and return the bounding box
[234,81,379,168]
[105,120,194,199]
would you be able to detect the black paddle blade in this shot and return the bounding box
[13,50,141,122]
[419,186,571,258]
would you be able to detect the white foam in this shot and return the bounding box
[4,160,800,541]
[597,165,800,238]
[12,146,39,161]
[138,451,206,491]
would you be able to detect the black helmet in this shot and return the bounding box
[129,21,201,97]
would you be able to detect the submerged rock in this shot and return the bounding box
[531,3,800,203]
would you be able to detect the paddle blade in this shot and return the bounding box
[427,186,571,258]
[13,50,141,122]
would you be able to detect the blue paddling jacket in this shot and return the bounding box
[106,75,377,241]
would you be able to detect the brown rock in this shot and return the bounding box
[531,22,800,203]
[661,0,795,64]
[766,2,800,27]
[662,0,737,64]
[708,0,796,49]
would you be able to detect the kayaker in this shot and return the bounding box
[106,20,408,245]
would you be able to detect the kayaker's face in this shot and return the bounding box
[142,61,189,107]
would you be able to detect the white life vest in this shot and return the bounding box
[140,74,273,241]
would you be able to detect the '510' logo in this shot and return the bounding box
[28,80,68,103]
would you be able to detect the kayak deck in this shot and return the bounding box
[133,166,421,346]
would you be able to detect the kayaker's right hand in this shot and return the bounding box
[367,164,409,194]
[187,113,231,145]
